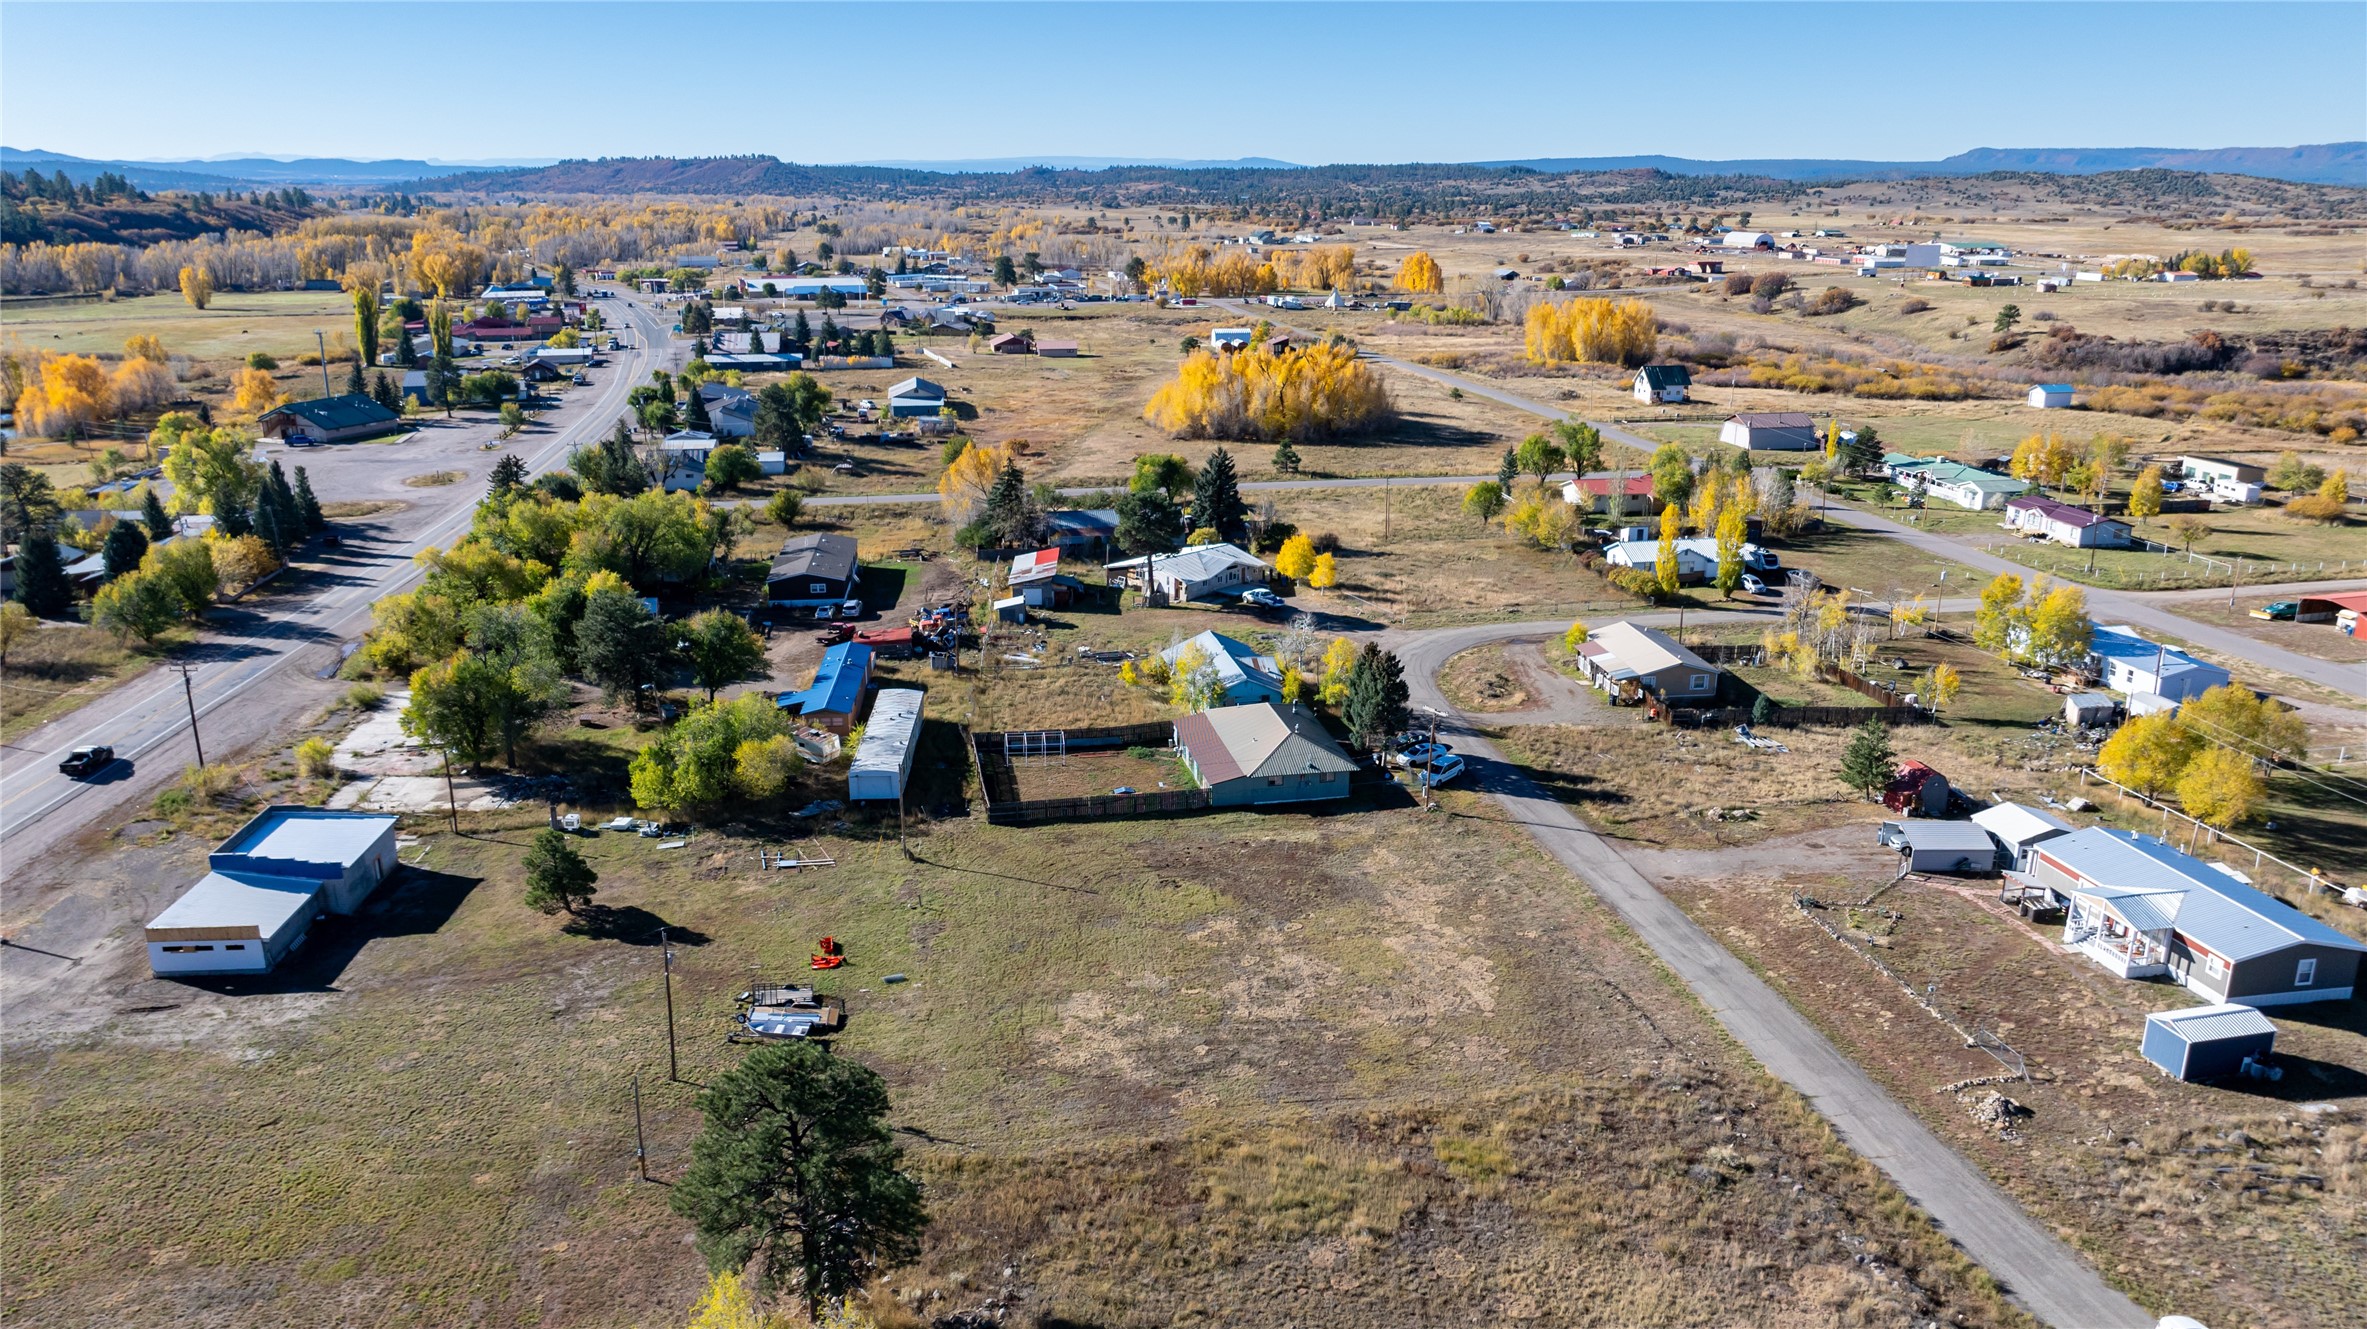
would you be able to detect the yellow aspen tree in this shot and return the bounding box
[178,265,213,309]
[1308,551,1338,588]
[230,367,286,417]
[1318,637,1358,703]
[1396,252,1443,293]
[1274,532,1317,580]
[1654,500,1682,595]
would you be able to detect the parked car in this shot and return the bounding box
[1740,573,1769,596]
[57,745,114,778]
[1391,742,1454,770]
[1410,753,1467,787]
[1238,587,1287,610]
[283,432,319,448]
[2252,601,2300,621]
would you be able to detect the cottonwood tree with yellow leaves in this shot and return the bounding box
[177,264,213,309]
[1395,252,1444,294]
[1144,344,1391,443]
[1524,297,1657,366]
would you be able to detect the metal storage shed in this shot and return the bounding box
[847,688,925,802]
[2142,1004,2277,1082]
[1877,820,1996,873]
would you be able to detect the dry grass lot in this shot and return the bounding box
[1,781,2026,1328]
[0,619,179,743]
[2,288,355,361]
[1437,641,1538,712]
[1640,831,2367,1329]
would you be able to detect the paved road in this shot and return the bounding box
[1820,504,2366,699]
[1383,616,2155,1329]
[0,293,679,863]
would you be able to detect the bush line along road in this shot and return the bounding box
[0,292,677,861]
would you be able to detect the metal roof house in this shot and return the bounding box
[1572,621,1720,703]
[1173,703,1357,807]
[776,642,874,734]
[144,808,401,977]
[847,687,924,802]
[1105,542,1271,606]
[1718,411,1819,451]
[1603,537,1718,584]
[1891,458,2030,511]
[257,393,402,444]
[1160,630,1287,709]
[2087,625,2231,703]
[2004,495,2131,548]
[886,376,947,417]
[766,533,860,613]
[1633,364,1693,404]
[2024,827,2364,1005]
[2142,1003,2279,1082]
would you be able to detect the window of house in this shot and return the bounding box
[1267,777,1283,786]
[809,582,828,594]
[224,944,246,951]
[1689,674,1708,690]
[2297,957,2317,987]
[2204,953,2226,979]
[160,945,215,953]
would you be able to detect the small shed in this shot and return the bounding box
[993,595,1026,623]
[2142,1004,2277,1082]
[2027,384,2075,409]
[1036,340,1079,357]
[1882,760,1951,815]
[2064,692,2118,728]
[847,688,925,802]
[1877,820,1996,873]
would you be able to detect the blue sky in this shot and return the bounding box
[4,2,2360,164]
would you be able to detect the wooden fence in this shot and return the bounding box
[971,722,1200,825]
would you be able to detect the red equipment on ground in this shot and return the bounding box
[810,935,845,970]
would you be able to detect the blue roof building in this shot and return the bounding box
[777,642,874,733]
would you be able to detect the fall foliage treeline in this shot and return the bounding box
[1144,341,1392,443]
[1523,296,1658,367]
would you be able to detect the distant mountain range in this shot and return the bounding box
[5,143,2360,191]
[1481,144,2365,187]
[0,147,556,190]
[843,155,1302,173]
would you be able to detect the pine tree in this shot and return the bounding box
[1194,447,1247,539]
[265,460,303,548]
[791,309,811,350]
[141,487,174,541]
[372,371,401,413]
[345,359,366,397]
[685,386,713,433]
[11,530,72,618]
[1839,718,1896,800]
[291,465,325,533]
[102,521,149,580]
[214,497,253,540]
[1272,440,1301,475]
[1497,448,1519,489]
[1343,643,1410,750]
[522,828,599,916]
[488,454,529,494]
[746,327,766,356]
[394,328,417,366]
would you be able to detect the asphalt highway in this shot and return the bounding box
[0,292,680,863]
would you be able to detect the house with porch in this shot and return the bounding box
[2021,827,2362,1006]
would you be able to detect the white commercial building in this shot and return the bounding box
[145,808,401,977]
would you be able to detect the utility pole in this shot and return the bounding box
[169,661,205,767]
[632,1071,649,1181]
[314,330,332,398]
[660,926,680,1083]
[439,746,459,834]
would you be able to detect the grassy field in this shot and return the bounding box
[0,770,2027,1327]
[1891,501,2367,591]
[2,289,356,361]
